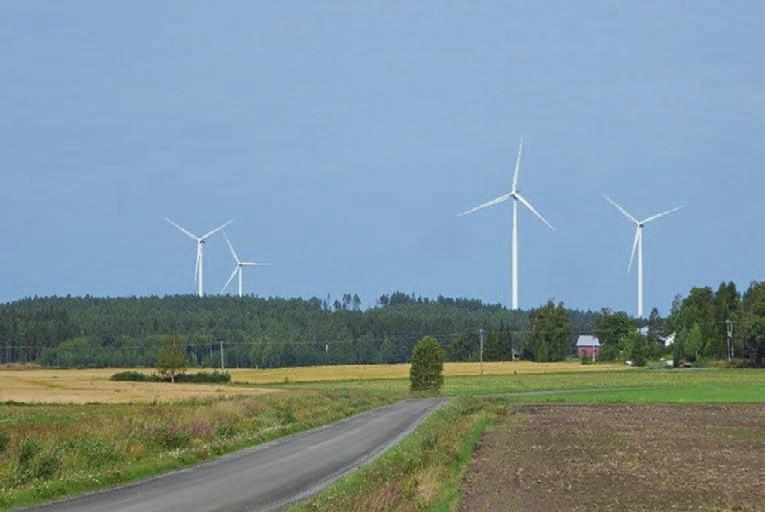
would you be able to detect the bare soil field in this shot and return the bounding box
[0,369,274,403]
[458,404,765,512]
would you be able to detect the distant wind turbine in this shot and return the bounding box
[164,217,233,297]
[221,231,270,298]
[459,138,555,310]
[603,194,683,318]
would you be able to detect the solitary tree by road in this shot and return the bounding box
[410,336,444,393]
[156,333,187,383]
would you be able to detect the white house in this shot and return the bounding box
[663,332,676,348]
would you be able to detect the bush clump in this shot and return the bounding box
[410,336,445,393]
[110,370,230,383]
[110,370,149,381]
[18,438,41,467]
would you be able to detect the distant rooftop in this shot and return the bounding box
[576,335,600,347]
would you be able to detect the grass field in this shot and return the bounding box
[271,367,765,401]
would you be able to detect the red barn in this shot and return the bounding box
[576,335,600,359]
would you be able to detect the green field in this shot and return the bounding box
[271,368,765,401]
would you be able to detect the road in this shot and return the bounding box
[26,398,445,512]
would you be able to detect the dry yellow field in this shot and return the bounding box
[0,368,274,404]
[227,361,626,384]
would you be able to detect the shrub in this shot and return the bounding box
[31,450,61,480]
[0,429,10,454]
[152,422,190,449]
[110,371,150,382]
[410,336,445,393]
[110,370,230,383]
[18,438,41,467]
[175,371,230,383]
[276,407,298,425]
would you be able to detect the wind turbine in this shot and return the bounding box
[459,138,555,310]
[221,231,270,297]
[603,194,682,318]
[164,217,233,297]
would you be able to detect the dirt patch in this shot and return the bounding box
[457,404,764,511]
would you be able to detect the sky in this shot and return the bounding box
[1,1,763,314]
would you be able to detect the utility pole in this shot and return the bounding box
[219,341,225,370]
[479,328,485,376]
[725,319,733,362]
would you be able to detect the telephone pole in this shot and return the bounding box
[725,319,733,362]
[219,341,225,370]
[479,328,485,376]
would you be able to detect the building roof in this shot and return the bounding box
[576,335,600,347]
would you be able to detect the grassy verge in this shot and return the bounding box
[0,388,405,511]
[291,397,505,512]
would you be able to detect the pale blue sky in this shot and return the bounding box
[1,1,763,313]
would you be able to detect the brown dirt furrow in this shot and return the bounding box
[457,404,765,512]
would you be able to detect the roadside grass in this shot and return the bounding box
[0,388,405,511]
[291,397,506,512]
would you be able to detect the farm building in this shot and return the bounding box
[576,335,600,359]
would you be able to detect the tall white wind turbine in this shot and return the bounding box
[221,231,270,298]
[459,138,555,310]
[164,217,233,297]
[603,195,682,318]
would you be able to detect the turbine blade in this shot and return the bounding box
[512,138,523,192]
[164,217,199,241]
[222,231,240,263]
[602,195,638,224]
[241,262,270,266]
[641,206,683,224]
[458,193,512,217]
[627,227,640,273]
[201,220,234,240]
[515,193,555,231]
[221,266,238,294]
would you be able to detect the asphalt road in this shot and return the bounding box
[26,398,445,512]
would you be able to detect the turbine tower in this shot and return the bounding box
[459,138,555,310]
[221,231,270,298]
[603,195,682,318]
[164,217,233,297]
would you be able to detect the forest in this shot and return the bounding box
[1,282,762,368]
[0,292,596,368]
